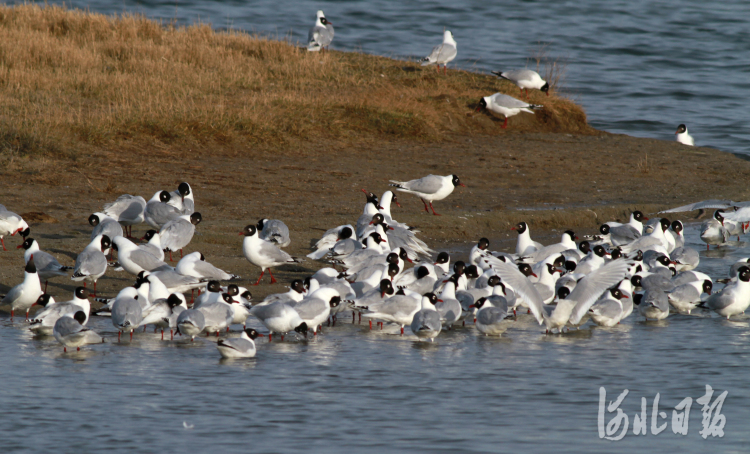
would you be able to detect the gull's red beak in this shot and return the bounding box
[16,244,23,249]
[459,183,466,187]
[531,273,538,278]
[643,217,650,221]
[511,227,517,231]
[621,295,629,299]
[238,232,245,236]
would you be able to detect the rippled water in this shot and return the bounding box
[22,0,750,155]
[1,224,749,452]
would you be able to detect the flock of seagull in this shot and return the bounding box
[2,173,750,359]
[307,10,695,140]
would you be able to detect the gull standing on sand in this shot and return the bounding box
[675,124,694,146]
[492,69,549,98]
[257,218,291,247]
[139,230,164,260]
[19,237,72,291]
[307,10,334,52]
[89,213,123,241]
[0,208,29,251]
[167,182,195,215]
[241,224,303,285]
[102,194,146,238]
[2,256,43,319]
[112,236,170,275]
[72,235,111,295]
[144,191,182,229]
[421,30,457,74]
[477,93,543,129]
[389,174,465,216]
[160,212,202,261]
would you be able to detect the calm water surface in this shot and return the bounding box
[22,0,750,155]
[1,225,749,452]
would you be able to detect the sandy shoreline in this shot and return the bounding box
[2,132,750,306]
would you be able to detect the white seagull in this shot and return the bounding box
[389,174,465,216]
[492,69,549,98]
[241,224,303,285]
[102,194,147,238]
[0,208,29,251]
[160,212,202,262]
[675,124,694,146]
[2,255,44,319]
[307,10,334,52]
[217,328,260,359]
[477,93,542,129]
[421,30,457,74]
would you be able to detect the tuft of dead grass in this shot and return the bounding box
[0,4,592,161]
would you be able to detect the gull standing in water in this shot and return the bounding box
[421,30,457,74]
[54,311,95,352]
[307,10,334,52]
[389,174,465,216]
[217,328,261,359]
[476,93,542,129]
[2,256,43,319]
[492,69,549,98]
[410,293,442,341]
[29,288,92,336]
[111,287,143,342]
[241,224,303,285]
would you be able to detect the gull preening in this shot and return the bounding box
[420,30,457,74]
[492,69,549,98]
[477,93,543,129]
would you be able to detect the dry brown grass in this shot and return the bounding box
[0,4,592,160]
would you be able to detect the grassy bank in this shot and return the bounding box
[0,4,590,161]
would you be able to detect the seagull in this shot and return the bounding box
[667,279,712,314]
[160,213,202,261]
[2,255,43,319]
[88,212,123,241]
[138,293,184,340]
[176,308,206,341]
[167,182,195,215]
[53,311,93,352]
[589,288,629,327]
[249,301,308,341]
[294,289,340,336]
[307,10,334,52]
[707,266,750,319]
[361,291,420,335]
[257,218,291,247]
[675,124,694,146]
[217,328,260,359]
[0,208,29,251]
[511,221,543,258]
[700,210,730,250]
[389,174,464,216]
[19,237,72,291]
[307,225,354,260]
[262,279,307,305]
[144,191,182,229]
[492,69,549,98]
[476,93,542,129]
[196,294,234,337]
[139,230,164,260]
[111,287,143,341]
[241,224,303,285]
[29,287,91,335]
[420,30,457,75]
[471,295,514,336]
[176,251,239,281]
[102,194,146,238]
[410,293,442,341]
[638,289,670,321]
[112,236,171,276]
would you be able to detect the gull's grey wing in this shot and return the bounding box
[191,260,231,280]
[491,262,545,325]
[568,259,632,324]
[490,94,533,109]
[609,224,640,242]
[590,299,622,319]
[104,195,146,220]
[160,219,194,251]
[129,249,170,271]
[498,69,536,82]
[477,306,509,326]
[75,249,106,276]
[396,175,444,195]
[145,202,182,227]
[411,309,441,332]
[258,240,295,263]
[659,200,735,213]
[54,316,85,337]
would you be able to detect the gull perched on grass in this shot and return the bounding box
[307,10,334,52]
[492,69,549,98]
[476,93,542,129]
[421,30,457,74]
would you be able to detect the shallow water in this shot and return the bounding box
[22,0,750,155]
[1,224,748,452]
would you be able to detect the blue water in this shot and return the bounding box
[1,225,749,452]
[22,0,750,154]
